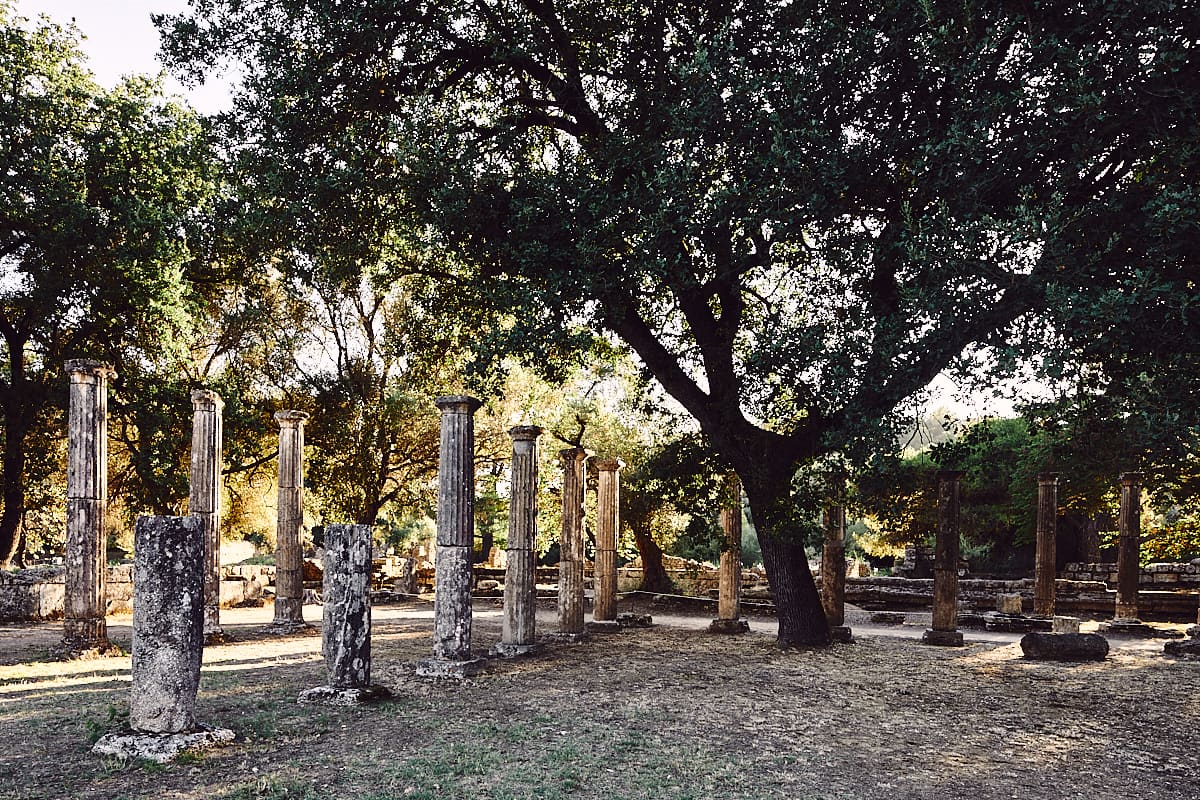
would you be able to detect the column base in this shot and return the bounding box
[707,618,750,634]
[922,629,964,647]
[616,612,654,628]
[203,629,231,645]
[260,621,316,637]
[586,620,622,634]
[92,725,235,764]
[489,641,542,658]
[1097,619,1184,639]
[60,638,123,660]
[543,631,591,643]
[298,685,392,706]
[830,625,854,643]
[416,656,486,678]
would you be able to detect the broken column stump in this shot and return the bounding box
[190,389,226,643]
[587,459,624,634]
[299,524,390,705]
[92,516,234,763]
[266,410,313,635]
[709,474,748,634]
[492,426,542,658]
[548,446,591,643]
[417,396,486,678]
[923,470,965,647]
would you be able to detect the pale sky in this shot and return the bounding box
[14,0,232,114]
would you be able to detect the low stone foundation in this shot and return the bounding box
[1061,561,1200,588]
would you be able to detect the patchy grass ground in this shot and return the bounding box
[1,601,1198,800]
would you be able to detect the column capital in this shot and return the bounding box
[508,425,543,442]
[1120,471,1143,485]
[593,458,625,472]
[65,359,116,381]
[558,446,591,466]
[191,389,225,410]
[275,409,310,427]
[1037,472,1060,484]
[435,395,482,415]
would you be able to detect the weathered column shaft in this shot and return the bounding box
[593,459,623,622]
[1115,472,1142,620]
[821,502,847,627]
[190,390,224,637]
[64,360,115,649]
[558,447,589,634]
[432,395,481,661]
[502,426,541,647]
[273,411,309,627]
[323,524,373,688]
[1034,472,1059,617]
[932,470,964,633]
[717,475,743,621]
[130,515,204,734]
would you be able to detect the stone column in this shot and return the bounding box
[923,470,965,647]
[92,515,234,763]
[299,523,390,705]
[1114,472,1142,621]
[493,426,542,657]
[270,410,310,632]
[821,473,852,643]
[1033,472,1059,617]
[709,474,749,634]
[63,359,116,655]
[589,458,623,632]
[554,447,589,640]
[417,396,484,678]
[189,389,225,641]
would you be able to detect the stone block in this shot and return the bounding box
[1020,632,1108,662]
[1051,616,1081,634]
[921,629,964,647]
[1153,572,1180,584]
[707,618,750,634]
[996,593,1023,615]
[92,727,235,764]
[1165,638,1200,659]
[868,612,906,625]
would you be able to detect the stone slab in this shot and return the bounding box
[921,629,964,647]
[983,613,1053,633]
[616,612,654,628]
[489,642,542,658]
[1096,620,1185,639]
[708,618,751,634]
[92,727,235,764]
[585,620,622,634]
[297,685,391,706]
[260,621,317,637]
[542,631,591,643]
[868,611,905,626]
[1020,632,1109,662]
[415,656,486,679]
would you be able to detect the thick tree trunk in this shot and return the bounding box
[631,522,672,593]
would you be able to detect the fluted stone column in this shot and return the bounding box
[554,447,590,641]
[923,470,965,647]
[92,515,234,762]
[493,426,542,657]
[63,360,116,654]
[299,523,390,705]
[709,474,749,634]
[821,473,852,643]
[1033,472,1060,617]
[588,459,623,632]
[1114,472,1143,621]
[270,410,310,632]
[417,396,485,678]
[189,390,225,641]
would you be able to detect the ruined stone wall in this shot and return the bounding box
[1061,561,1200,587]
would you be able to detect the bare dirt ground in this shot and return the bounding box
[1,600,1198,800]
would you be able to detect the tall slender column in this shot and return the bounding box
[493,426,542,657]
[923,470,965,647]
[589,459,623,632]
[1033,472,1060,617]
[270,410,311,632]
[1114,472,1142,621]
[190,389,225,641]
[555,447,589,640]
[417,396,485,678]
[709,474,749,634]
[821,472,852,642]
[63,359,116,654]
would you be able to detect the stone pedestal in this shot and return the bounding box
[555,447,590,641]
[1113,472,1142,621]
[820,474,852,643]
[92,516,234,763]
[1033,472,1059,617]
[924,470,965,647]
[189,390,225,642]
[493,427,542,658]
[417,396,485,678]
[592,459,623,624]
[269,410,311,633]
[63,360,118,656]
[709,474,749,634]
[299,524,390,705]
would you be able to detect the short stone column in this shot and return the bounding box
[1033,472,1059,617]
[63,359,117,655]
[588,458,624,633]
[1114,472,1142,621]
[189,389,225,642]
[417,396,485,677]
[492,426,542,657]
[269,410,311,633]
[923,470,965,647]
[821,474,852,643]
[709,474,749,634]
[553,447,590,641]
[92,516,234,762]
[299,524,390,705]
